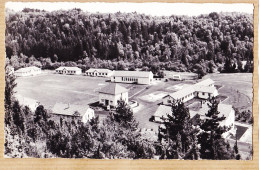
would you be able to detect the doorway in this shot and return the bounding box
[105,99,109,106]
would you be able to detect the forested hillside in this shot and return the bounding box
[5,8,254,74]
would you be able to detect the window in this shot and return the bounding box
[168,100,171,103]
[101,99,104,102]
[122,77,123,81]
[202,92,205,95]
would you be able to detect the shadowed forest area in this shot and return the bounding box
[5,8,253,76]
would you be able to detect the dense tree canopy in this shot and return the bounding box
[5,9,253,74]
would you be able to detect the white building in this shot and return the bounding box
[163,86,195,105]
[190,102,236,138]
[155,102,235,138]
[52,103,95,123]
[14,66,41,77]
[194,85,218,99]
[172,74,182,81]
[111,71,153,85]
[163,78,218,105]
[153,105,172,122]
[85,68,114,77]
[55,67,82,75]
[195,78,215,87]
[98,83,128,107]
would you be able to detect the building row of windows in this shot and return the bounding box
[87,72,108,76]
[101,99,113,104]
[121,77,138,82]
[56,70,77,74]
[180,92,196,101]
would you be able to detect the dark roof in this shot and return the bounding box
[98,83,128,95]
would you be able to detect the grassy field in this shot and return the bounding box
[203,73,253,111]
[15,73,110,108]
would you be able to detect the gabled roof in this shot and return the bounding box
[52,103,89,116]
[56,67,81,71]
[196,103,233,120]
[112,71,153,78]
[86,68,112,73]
[193,85,217,94]
[164,86,195,100]
[98,83,128,95]
[154,105,172,118]
[195,78,214,87]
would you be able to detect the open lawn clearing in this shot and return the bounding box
[15,74,110,108]
[204,73,253,100]
[204,73,253,111]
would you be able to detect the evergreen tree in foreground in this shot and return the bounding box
[158,100,200,159]
[198,98,235,159]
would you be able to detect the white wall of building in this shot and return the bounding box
[111,75,152,85]
[15,68,41,77]
[99,92,128,107]
[197,90,218,99]
[86,70,113,77]
[56,69,81,75]
[221,109,235,138]
[81,108,95,123]
[163,92,195,105]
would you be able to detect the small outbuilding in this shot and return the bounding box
[171,75,182,81]
[98,83,128,107]
[52,103,95,123]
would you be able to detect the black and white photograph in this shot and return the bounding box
[4,2,254,160]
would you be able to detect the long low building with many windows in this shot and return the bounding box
[162,78,218,105]
[55,67,82,75]
[14,66,41,77]
[85,68,114,77]
[110,71,153,85]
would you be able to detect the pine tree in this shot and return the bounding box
[159,100,200,159]
[198,98,234,159]
[112,99,138,129]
